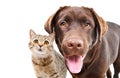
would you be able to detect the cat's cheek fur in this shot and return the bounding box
[32,49,46,58]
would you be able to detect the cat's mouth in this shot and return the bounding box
[38,48,42,51]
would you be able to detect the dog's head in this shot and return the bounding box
[44,6,108,74]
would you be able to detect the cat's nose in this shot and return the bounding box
[38,45,43,51]
[39,45,43,47]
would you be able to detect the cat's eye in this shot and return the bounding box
[33,39,38,44]
[44,40,49,45]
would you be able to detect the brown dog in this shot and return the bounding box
[44,6,120,78]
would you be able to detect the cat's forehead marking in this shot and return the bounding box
[37,35,49,41]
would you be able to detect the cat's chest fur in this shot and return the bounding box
[32,51,61,78]
[32,54,54,67]
[32,54,56,78]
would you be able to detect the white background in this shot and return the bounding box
[0,0,120,78]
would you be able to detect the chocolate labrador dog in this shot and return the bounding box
[44,6,120,78]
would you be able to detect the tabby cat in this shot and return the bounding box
[28,29,67,78]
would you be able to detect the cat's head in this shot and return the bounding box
[28,29,55,57]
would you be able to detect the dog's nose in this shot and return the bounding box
[66,39,83,50]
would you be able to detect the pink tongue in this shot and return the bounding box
[66,55,83,73]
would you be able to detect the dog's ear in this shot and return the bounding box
[44,14,55,34]
[44,6,69,34]
[89,8,108,36]
[87,8,108,43]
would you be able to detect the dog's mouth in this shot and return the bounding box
[65,55,85,74]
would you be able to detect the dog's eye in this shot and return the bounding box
[85,21,90,27]
[60,20,67,26]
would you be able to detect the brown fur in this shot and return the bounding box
[44,6,120,78]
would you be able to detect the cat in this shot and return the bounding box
[28,29,67,78]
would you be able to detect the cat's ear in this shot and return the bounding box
[29,29,36,39]
[49,33,55,41]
